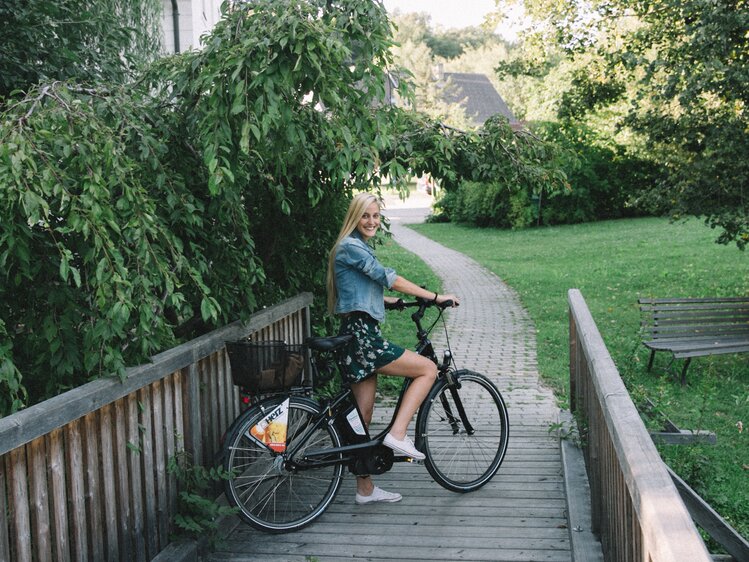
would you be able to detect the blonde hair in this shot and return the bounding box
[326,193,382,314]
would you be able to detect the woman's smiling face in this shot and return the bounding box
[356,201,381,241]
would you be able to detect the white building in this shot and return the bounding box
[161,0,223,53]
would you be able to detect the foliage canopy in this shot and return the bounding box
[0,0,162,101]
[495,0,749,247]
[0,0,565,415]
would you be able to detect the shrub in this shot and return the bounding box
[533,121,661,225]
[436,120,662,228]
[437,181,531,229]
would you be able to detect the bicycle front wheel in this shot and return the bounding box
[417,370,509,492]
[223,396,344,532]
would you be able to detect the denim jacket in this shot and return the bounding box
[334,231,397,322]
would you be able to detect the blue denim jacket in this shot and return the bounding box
[334,231,397,322]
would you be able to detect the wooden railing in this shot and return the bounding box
[0,292,312,562]
[568,289,711,562]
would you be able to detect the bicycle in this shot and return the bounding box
[222,297,510,533]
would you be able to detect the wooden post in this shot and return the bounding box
[569,306,577,413]
[184,363,202,464]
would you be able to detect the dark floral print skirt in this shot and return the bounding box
[336,312,406,383]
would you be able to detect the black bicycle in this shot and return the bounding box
[222,298,510,533]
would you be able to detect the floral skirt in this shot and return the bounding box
[336,312,406,383]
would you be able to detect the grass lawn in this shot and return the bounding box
[405,216,749,541]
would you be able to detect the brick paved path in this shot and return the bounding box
[206,195,571,561]
[385,198,547,389]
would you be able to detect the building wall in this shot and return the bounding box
[161,0,223,53]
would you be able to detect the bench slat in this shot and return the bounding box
[674,344,749,359]
[639,297,749,305]
[644,339,749,352]
[646,332,749,343]
[650,331,749,340]
[644,334,749,345]
[640,303,749,314]
[647,310,749,322]
[645,325,749,335]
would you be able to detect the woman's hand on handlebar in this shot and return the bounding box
[384,298,406,310]
[384,296,404,309]
[436,293,460,308]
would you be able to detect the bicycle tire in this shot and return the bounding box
[223,396,344,532]
[216,395,284,466]
[416,369,509,493]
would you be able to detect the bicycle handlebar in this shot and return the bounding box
[384,298,456,311]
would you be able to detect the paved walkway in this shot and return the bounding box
[206,193,574,561]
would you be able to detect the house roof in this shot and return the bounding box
[440,72,516,126]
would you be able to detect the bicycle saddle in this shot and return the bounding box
[305,335,353,352]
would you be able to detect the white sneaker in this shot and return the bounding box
[383,433,425,460]
[355,486,402,505]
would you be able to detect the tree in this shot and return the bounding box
[494,0,749,247]
[426,26,496,59]
[0,0,408,413]
[0,0,162,102]
[390,13,475,128]
[620,0,749,247]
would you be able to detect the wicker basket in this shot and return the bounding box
[225,340,307,392]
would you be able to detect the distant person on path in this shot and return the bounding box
[326,192,459,504]
[417,173,435,195]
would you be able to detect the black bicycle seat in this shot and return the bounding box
[306,334,354,352]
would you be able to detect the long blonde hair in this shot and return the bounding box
[326,193,381,314]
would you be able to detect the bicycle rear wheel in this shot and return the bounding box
[416,370,509,492]
[223,396,343,532]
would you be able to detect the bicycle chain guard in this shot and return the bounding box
[349,445,394,476]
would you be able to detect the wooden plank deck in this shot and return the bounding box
[206,411,570,561]
[202,200,587,562]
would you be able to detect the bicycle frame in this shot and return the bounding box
[288,377,413,469]
[287,298,472,471]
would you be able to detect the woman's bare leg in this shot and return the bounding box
[376,349,437,439]
[350,375,378,495]
[350,351,436,495]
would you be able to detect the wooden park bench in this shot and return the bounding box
[639,297,749,384]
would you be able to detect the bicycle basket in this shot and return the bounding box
[225,340,307,392]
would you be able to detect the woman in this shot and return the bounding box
[326,192,460,505]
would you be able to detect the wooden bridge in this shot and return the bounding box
[0,206,738,561]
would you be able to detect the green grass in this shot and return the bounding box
[409,216,749,540]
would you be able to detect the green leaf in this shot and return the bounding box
[59,255,70,283]
[220,166,235,184]
[70,266,82,288]
[200,298,216,322]
[230,101,245,115]
[240,121,251,155]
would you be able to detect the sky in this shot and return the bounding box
[381,0,524,40]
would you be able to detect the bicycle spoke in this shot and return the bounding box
[224,397,344,531]
[419,371,509,492]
